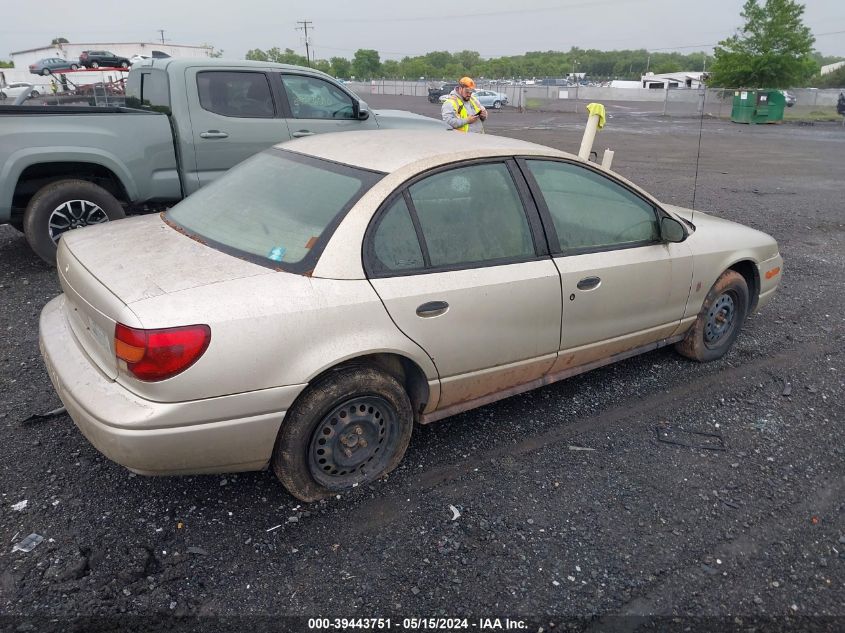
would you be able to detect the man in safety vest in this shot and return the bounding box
[441,76,486,133]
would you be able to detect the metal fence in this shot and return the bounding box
[348,81,843,118]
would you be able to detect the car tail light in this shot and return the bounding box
[114,323,211,381]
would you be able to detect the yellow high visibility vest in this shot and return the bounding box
[446,94,484,133]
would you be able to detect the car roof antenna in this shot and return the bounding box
[690,88,707,222]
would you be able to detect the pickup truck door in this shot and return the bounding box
[276,73,379,138]
[183,68,292,194]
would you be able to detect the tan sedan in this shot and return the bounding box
[39,130,783,501]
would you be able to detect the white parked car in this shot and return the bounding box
[39,130,782,502]
[0,82,39,100]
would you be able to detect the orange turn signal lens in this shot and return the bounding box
[765,267,781,280]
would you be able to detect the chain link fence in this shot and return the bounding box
[349,81,843,118]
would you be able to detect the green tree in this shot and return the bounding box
[245,48,269,61]
[709,0,817,88]
[330,56,351,78]
[352,49,381,79]
[0,60,13,68]
[51,37,69,45]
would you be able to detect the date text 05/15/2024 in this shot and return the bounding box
[308,618,528,630]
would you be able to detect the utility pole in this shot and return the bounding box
[158,29,166,45]
[296,20,314,67]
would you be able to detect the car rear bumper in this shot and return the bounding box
[39,295,305,476]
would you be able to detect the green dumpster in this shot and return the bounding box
[731,89,786,124]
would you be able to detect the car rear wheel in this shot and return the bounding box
[42,69,51,76]
[675,270,749,362]
[70,63,79,70]
[23,179,126,265]
[120,61,129,69]
[272,365,413,502]
[493,100,502,109]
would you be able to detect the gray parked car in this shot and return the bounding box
[29,57,79,75]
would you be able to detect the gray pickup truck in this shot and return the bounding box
[0,59,445,263]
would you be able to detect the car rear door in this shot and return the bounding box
[276,73,378,139]
[366,160,561,413]
[519,158,693,372]
[183,67,292,194]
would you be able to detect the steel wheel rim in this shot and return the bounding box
[308,395,399,490]
[704,292,737,346]
[48,199,110,243]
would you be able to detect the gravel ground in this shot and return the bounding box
[1,97,843,632]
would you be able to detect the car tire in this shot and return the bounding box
[0,92,6,100]
[23,179,126,265]
[120,61,129,69]
[42,69,51,76]
[675,270,749,362]
[493,100,502,109]
[30,90,40,98]
[272,365,413,502]
[70,63,79,70]
[91,62,100,69]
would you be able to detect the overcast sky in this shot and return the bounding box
[3,0,844,59]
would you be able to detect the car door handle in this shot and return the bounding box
[199,130,229,139]
[416,301,449,318]
[292,130,315,138]
[576,276,601,291]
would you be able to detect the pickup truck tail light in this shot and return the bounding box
[115,323,211,381]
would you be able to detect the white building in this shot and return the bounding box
[640,71,706,89]
[2,41,213,91]
[821,61,844,75]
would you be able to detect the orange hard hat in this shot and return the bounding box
[458,76,476,90]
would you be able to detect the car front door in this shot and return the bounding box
[277,73,378,139]
[366,160,562,414]
[520,159,693,372]
[183,68,292,194]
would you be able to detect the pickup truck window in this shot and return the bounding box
[138,72,170,110]
[196,71,275,118]
[281,75,356,120]
[165,150,383,271]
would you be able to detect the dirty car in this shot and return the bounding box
[39,130,783,501]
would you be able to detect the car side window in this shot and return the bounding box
[371,196,425,273]
[408,163,535,268]
[196,71,275,118]
[525,160,660,252]
[281,75,356,120]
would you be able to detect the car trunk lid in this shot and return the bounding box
[56,215,273,379]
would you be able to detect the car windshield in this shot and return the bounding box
[166,150,383,272]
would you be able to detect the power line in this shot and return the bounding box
[295,20,314,67]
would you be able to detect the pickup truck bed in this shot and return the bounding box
[0,58,445,263]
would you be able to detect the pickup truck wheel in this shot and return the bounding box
[23,179,125,265]
[272,366,413,502]
[30,90,40,98]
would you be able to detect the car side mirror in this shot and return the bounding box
[356,100,370,120]
[661,216,687,243]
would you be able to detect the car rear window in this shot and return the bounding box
[166,150,383,272]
